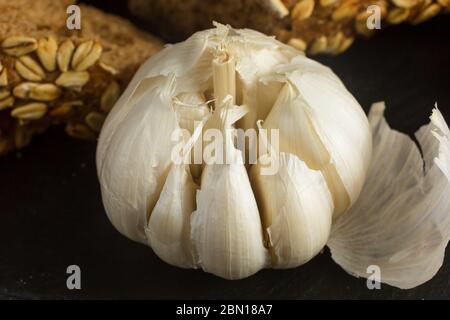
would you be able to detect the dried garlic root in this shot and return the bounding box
[0,0,162,156]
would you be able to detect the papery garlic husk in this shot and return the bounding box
[96,23,372,279]
[328,102,450,289]
[174,92,210,134]
[173,92,210,179]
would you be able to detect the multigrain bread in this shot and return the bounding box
[0,0,162,155]
[128,0,448,55]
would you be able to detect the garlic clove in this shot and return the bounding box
[328,102,450,289]
[261,64,372,218]
[286,70,372,217]
[251,152,334,268]
[191,103,269,279]
[262,82,351,216]
[145,164,197,268]
[191,148,269,279]
[263,83,330,169]
[235,49,295,131]
[145,115,208,268]
[98,78,180,244]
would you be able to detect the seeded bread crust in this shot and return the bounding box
[0,0,162,155]
[128,0,448,55]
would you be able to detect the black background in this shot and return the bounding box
[0,1,449,299]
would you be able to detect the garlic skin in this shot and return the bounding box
[96,23,372,279]
[328,103,450,289]
[174,92,209,134]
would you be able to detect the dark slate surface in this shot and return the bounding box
[0,2,449,299]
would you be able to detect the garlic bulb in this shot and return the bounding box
[97,23,450,287]
[97,23,371,278]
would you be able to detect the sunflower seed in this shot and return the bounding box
[0,96,14,110]
[37,36,58,72]
[99,61,119,75]
[85,111,106,132]
[309,36,327,55]
[11,102,47,120]
[332,0,359,21]
[412,4,442,24]
[49,101,83,117]
[355,19,375,37]
[327,32,344,54]
[57,39,75,72]
[63,100,83,107]
[319,0,338,6]
[0,88,10,100]
[71,40,102,71]
[29,83,61,101]
[2,36,37,56]
[437,0,450,8]
[355,10,371,23]
[65,122,97,140]
[0,68,8,86]
[101,81,120,113]
[13,82,39,99]
[49,105,72,117]
[387,8,411,24]
[268,0,289,17]
[288,37,307,51]
[337,36,354,54]
[391,0,419,8]
[73,41,102,71]
[71,40,94,70]
[15,55,46,81]
[55,71,90,90]
[420,0,433,7]
[376,1,388,18]
[0,61,3,73]
[291,0,315,21]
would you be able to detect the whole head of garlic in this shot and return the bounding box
[96,23,372,280]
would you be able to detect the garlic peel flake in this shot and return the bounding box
[328,102,450,289]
